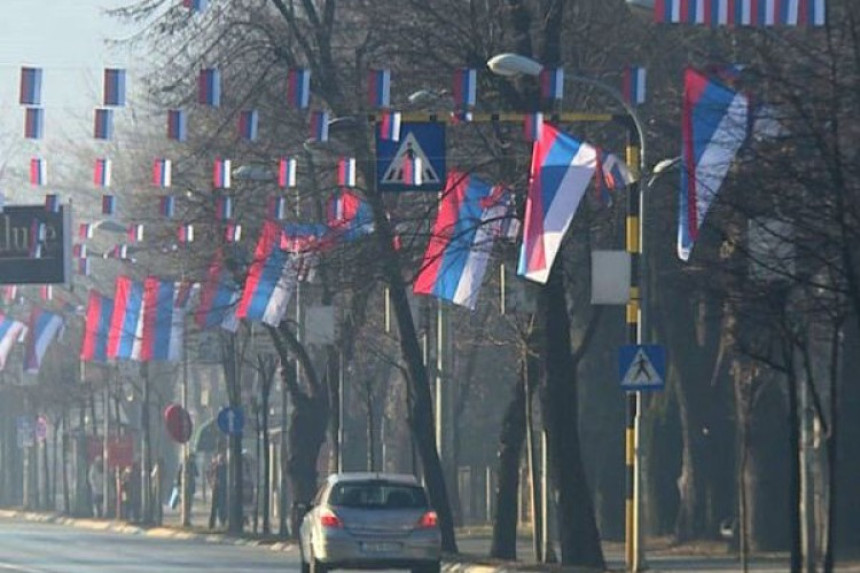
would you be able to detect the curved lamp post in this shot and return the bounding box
[487,52,648,573]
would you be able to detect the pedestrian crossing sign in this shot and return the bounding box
[376,122,445,192]
[618,344,666,391]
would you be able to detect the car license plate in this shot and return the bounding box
[361,542,402,553]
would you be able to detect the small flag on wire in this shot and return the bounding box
[278,157,297,188]
[287,68,311,109]
[238,109,259,141]
[268,196,287,220]
[40,285,53,301]
[24,107,45,139]
[103,68,127,106]
[3,285,18,304]
[213,158,231,188]
[20,67,43,105]
[310,110,329,142]
[215,196,233,220]
[177,224,194,243]
[152,158,172,187]
[453,68,477,109]
[94,108,114,140]
[107,244,129,259]
[102,195,116,215]
[79,223,94,240]
[523,112,544,142]
[127,224,144,243]
[77,259,91,276]
[367,69,391,109]
[93,158,112,187]
[198,68,221,106]
[337,157,357,187]
[622,66,646,106]
[225,222,242,243]
[159,195,176,218]
[654,0,825,26]
[73,244,87,258]
[378,110,401,141]
[30,158,47,186]
[167,109,188,141]
[183,0,208,12]
[540,67,565,101]
[44,194,60,213]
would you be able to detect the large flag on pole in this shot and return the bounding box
[0,314,27,371]
[24,308,64,373]
[81,290,114,363]
[518,123,597,283]
[678,67,749,261]
[414,172,512,309]
[236,221,299,327]
[140,277,185,362]
[196,250,240,332]
[107,276,145,360]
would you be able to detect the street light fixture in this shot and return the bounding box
[487,52,648,573]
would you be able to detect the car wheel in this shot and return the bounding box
[411,561,440,573]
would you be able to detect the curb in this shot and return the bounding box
[0,509,605,573]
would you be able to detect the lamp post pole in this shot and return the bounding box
[487,54,648,572]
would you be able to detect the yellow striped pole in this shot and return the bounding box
[625,137,643,572]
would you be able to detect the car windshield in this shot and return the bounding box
[328,481,428,509]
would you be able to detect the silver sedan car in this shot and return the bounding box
[299,473,442,573]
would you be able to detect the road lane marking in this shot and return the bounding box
[0,562,49,573]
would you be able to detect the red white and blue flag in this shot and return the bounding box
[225,223,242,243]
[159,195,176,218]
[310,111,329,142]
[195,250,240,332]
[278,157,297,188]
[378,110,402,142]
[39,285,52,301]
[453,68,477,109]
[19,67,43,105]
[213,158,232,188]
[288,68,311,109]
[367,69,391,108]
[24,307,64,373]
[540,67,565,102]
[153,158,172,187]
[140,276,185,362]
[0,314,27,371]
[79,223,94,240]
[594,148,636,204]
[337,157,356,187]
[102,195,116,215]
[236,220,298,327]
[30,158,47,186]
[80,290,113,363]
[103,68,127,107]
[268,196,287,220]
[25,107,44,139]
[94,158,112,187]
[127,224,144,243]
[198,68,221,106]
[679,66,749,261]
[622,66,647,106]
[655,0,825,26]
[94,108,114,140]
[518,122,597,283]
[44,194,60,213]
[183,0,208,11]
[414,172,511,309]
[167,109,188,141]
[238,109,259,141]
[215,196,233,220]
[326,189,375,241]
[177,224,194,243]
[523,112,544,142]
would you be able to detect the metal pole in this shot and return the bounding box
[181,311,190,526]
[103,380,110,517]
[338,350,344,473]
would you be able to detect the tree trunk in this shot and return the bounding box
[541,272,604,569]
[489,375,526,559]
[287,392,328,537]
[261,383,272,535]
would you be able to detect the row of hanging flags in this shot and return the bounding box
[16,64,649,142]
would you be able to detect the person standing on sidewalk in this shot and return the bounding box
[207,453,227,529]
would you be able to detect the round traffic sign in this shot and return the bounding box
[164,404,193,443]
[217,406,244,436]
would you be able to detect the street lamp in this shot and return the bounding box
[488,52,648,573]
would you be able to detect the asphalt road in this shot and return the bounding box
[0,518,298,572]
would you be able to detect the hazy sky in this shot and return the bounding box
[0,0,139,140]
